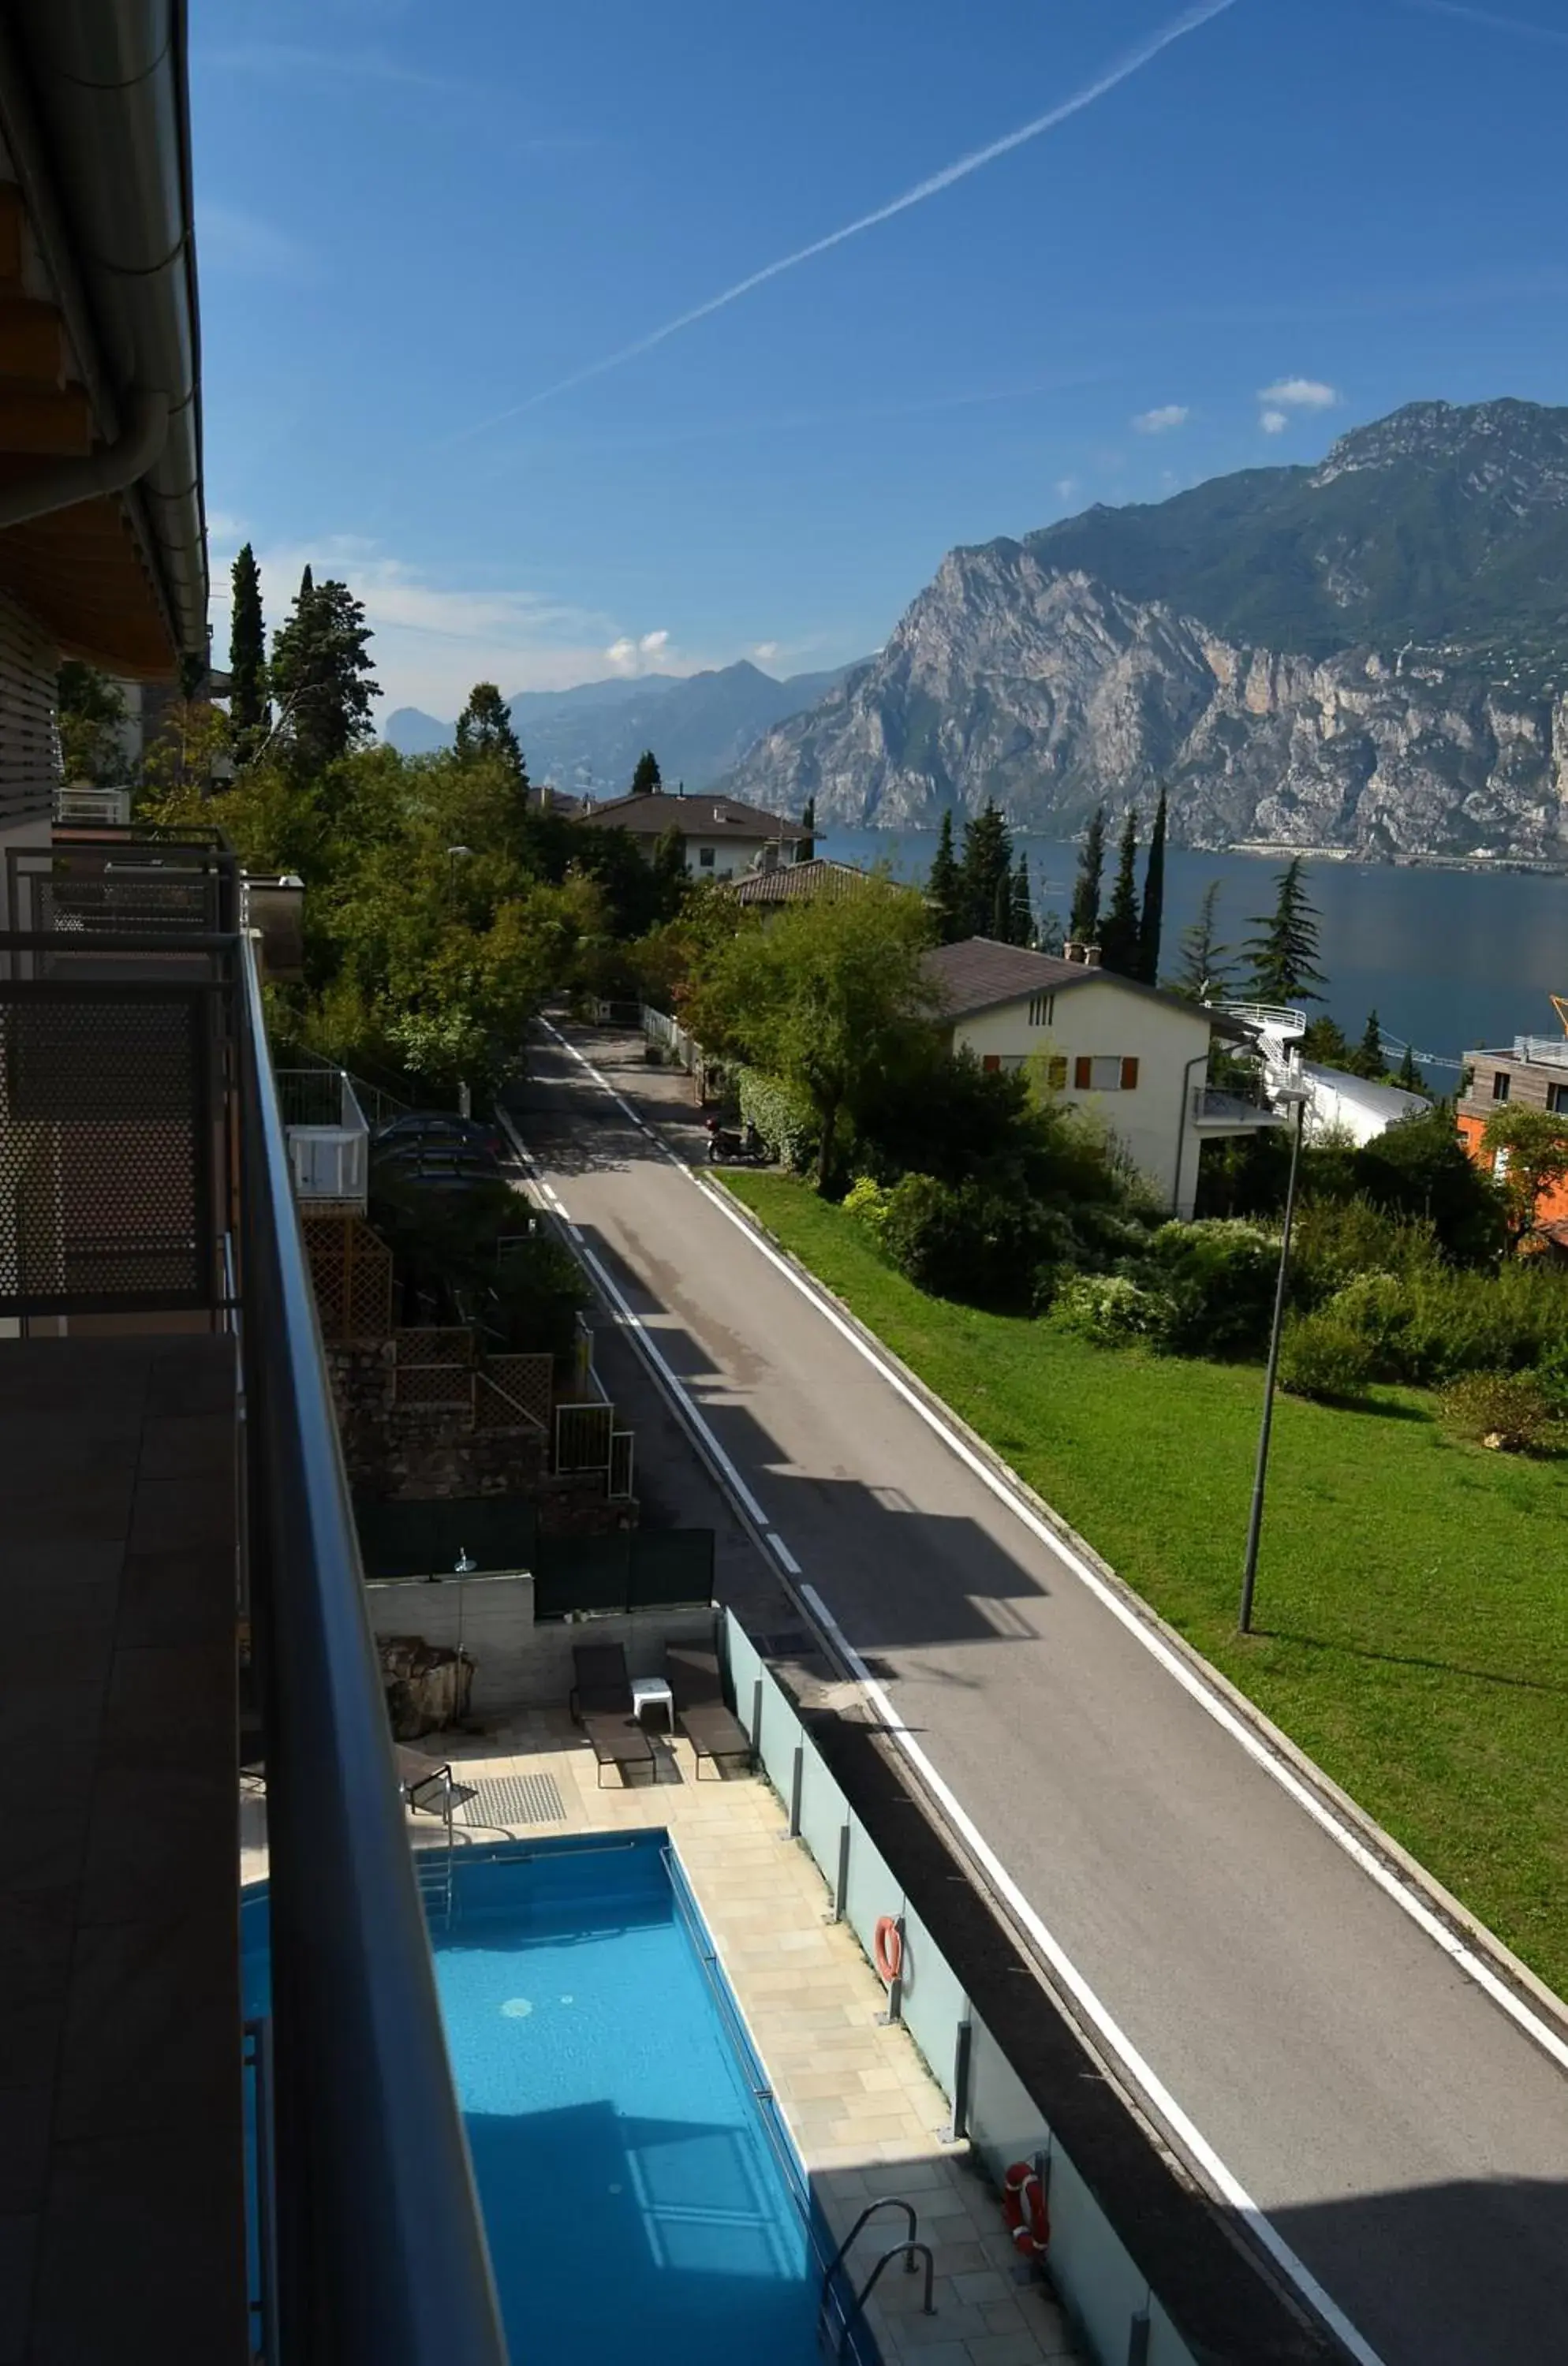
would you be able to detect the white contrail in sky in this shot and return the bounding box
[455,0,1241,440]
[1398,0,1568,45]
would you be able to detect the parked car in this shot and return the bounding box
[371,1138,504,1194]
[372,1110,505,1161]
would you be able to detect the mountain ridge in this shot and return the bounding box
[383,657,861,792]
[720,397,1568,862]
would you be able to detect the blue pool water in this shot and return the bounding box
[243,1834,849,2366]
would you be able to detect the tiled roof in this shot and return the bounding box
[923,937,1248,1033]
[723,858,874,905]
[575,789,800,839]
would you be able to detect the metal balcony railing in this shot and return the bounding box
[1209,1000,1308,1039]
[0,827,506,2365]
[1190,1085,1285,1126]
[54,782,133,827]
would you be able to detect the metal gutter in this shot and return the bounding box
[0,1,207,662]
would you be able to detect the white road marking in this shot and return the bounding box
[537,1020,1568,2063]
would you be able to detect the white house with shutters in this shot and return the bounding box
[923,938,1282,1215]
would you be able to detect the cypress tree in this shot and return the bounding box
[228,543,267,753]
[1137,787,1167,984]
[1010,849,1034,946]
[455,682,528,788]
[1240,857,1326,1005]
[269,567,379,776]
[991,870,1012,943]
[1069,807,1106,945]
[928,809,964,942]
[960,801,1013,939]
[1398,1040,1422,1092]
[630,749,663,794]
[800,794,816,859]
[1099,808,1141,977]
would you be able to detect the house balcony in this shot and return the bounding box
[1190,1084,1289,1132]
[54,781,133,827]
[278,1065,371,1213]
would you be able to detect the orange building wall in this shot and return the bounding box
[1456,1110,1568,1226]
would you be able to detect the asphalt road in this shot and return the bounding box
[512,1020,1568,2366]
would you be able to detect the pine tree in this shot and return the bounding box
[960,802,1013,939]
[270,568,379,775]
[1398,1040,1422,1092]
[1352,1008,1385,1080]
[455,682,528,786]
[1168,879,1231,1001]
[1009,850,1034,947]
[1069,807,1106,945]
[927,809,964,943]
[1137,788,1167,985]
[1099,809,1141,977]
[1240,857,1325,1006]
[228,543,267,754]
[630,749,662,794]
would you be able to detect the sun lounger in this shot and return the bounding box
[571,1642,655,1786]
[666,1643,753,1778]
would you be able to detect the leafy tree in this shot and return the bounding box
[1137,788,1167,984]
[57,662,128,784]
[1350,1009,1385,1080]
[1069,806,1105,945]
[229,542,267,752]
[1241,857,1325,1005]
[270,568,379,775]
[1099,809,1141,977]
[687,883,938,1186]
[1010,850,1034,947]
[630,748,663,795]
[455,682,527,786]
[960,801,1013,939]
[141,697,230,798]
[1480,1104,1568,1249]
[1168,879,1230,1001]
[928,809,965,943]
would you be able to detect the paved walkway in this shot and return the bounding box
[503,1018,1568,2366]
[244,1715,1080,2366]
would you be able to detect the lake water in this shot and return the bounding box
[819,827,1568,1079]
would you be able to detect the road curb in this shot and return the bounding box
[708,1171,1568,2051]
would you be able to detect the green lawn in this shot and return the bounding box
[722,1170,1568,1997]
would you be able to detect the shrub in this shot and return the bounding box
[1051,1274,1167,1345]
[1439,1371,1562,1455]
[1291,1196,1442,1304]
[1278,1311,1376,1402]
[1322,1271,1413,1376]
[1536,1335,1568,1417]
[841,1174,890,1241]
[875,1173,1054,1308]
[735,1065,816,1170]
[1140,1218,1279,1356]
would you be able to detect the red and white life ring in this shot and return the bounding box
[1002,2161,1050,2259]
[873,1916,903,1986]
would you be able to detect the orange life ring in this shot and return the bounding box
[873,1916,903,1985]
[1001,2161,1050,2257]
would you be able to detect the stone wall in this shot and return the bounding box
[326,1340,635,1535]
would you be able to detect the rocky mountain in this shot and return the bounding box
[385,659,856,794]
[723,400,1568,860]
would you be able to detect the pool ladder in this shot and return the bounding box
[818,2197,935,2358]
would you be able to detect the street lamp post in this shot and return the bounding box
[1238,1087,1309,1636]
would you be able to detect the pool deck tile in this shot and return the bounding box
[241,1703,1083,2366]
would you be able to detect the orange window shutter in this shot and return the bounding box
[1073,1056,1092,1090]
[1121,1057,1140,1090]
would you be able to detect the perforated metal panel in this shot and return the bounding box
[0,981,214,1311]
[0,594,59,831]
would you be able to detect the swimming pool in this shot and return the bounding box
[242,1832,873,2366]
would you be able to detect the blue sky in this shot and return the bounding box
[194,0,1568,717]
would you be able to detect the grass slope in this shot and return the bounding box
[722,1171,1568,1997]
